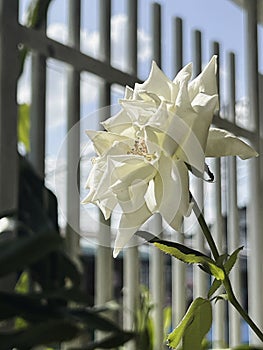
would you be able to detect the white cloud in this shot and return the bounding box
[47,14,152,68]
[47,22,68,45]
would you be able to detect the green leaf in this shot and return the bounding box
[25,0,53,28]
[0,290,60,322]
[28,287,92,305]
[0,290,126,334]
[0,231,62,277]
[167,298,212,350]
[0,320,79,350]
[207,279,221,299]
[208,247,243,298]
[154,240,224,280]
[15,271,30,294]
[68,308,122,332]
[224,246,243,274]
[14,271,30,330]
[18,103,30,152]
[213,294,229,303]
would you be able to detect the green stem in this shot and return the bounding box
[223,275,263,342]
[191,196,219,261]
[192,196,263,342]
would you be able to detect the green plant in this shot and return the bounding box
[0,155,133,350]
[134,286,172,350]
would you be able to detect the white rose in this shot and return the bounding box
[82,56,258,257]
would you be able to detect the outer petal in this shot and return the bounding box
[134,61,173,101]
[120,99,157,126]
[175,71,193,115]
[101,109,133,134]
[113,203,151,257]
[151,154,190,231]
[98,196,118,220]
[205,128,258,159]
[163,112,205,173]
[188,55,218,105]
[85,130,131,156]
[173,62,193,84]
[189,93,218,151]
[124,85,134,99]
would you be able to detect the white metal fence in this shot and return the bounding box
[0,0,262,348]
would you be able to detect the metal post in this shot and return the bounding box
[245,0,263,345]
[171,16,186,329]
[192,29,207,300]
[0,0,19,215]
[123,2,139,350]
[211,41,226,345]
[65,0,81,260]
[150,4,165,349]
[0,0,19,291]
[96,0,113,308]
[227,52,241,347]
[29,9,47,178]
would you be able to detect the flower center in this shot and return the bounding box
[127,137,156,161]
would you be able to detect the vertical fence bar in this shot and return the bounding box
[227,52,241,346]
[192,29,207,300]
[96,0,113,308]
[127,0,137,75]
[150,214,164,350]
[0,0,19,291]
[245,0,263,345]
[29,0,47,179]
[65,0,81,259]
[171,16,186,328]
[211,41,227,346]
[0,1,19,214]
[29,52,46,177]
[172,17,183,75]
[123,2,139,350]
[150,4,165,350]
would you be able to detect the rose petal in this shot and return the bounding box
[101,109,132,134]
[188,55,218,102]
[153,155,190,231]
[205,128,259,159]
[134,61,173,101]
[113,203,152,257]
[85,130,131,156]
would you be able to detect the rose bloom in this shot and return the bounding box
[82,56,257,257]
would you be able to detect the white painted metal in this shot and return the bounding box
[212,158,227,345]
[193,178,207,299]
[149,5,166,350]
[123,2,139,350]
[95,0,113,310]
[150,214,165,350]
[245,0,263,345]
[210,42,227,346]
[171,16,187,330]
[192,31,207,300]
[227,52,241,347]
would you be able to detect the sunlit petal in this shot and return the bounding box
[206,128,259,159]
[113,203,151,257]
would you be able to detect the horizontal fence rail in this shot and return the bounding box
[0,0,262,348]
